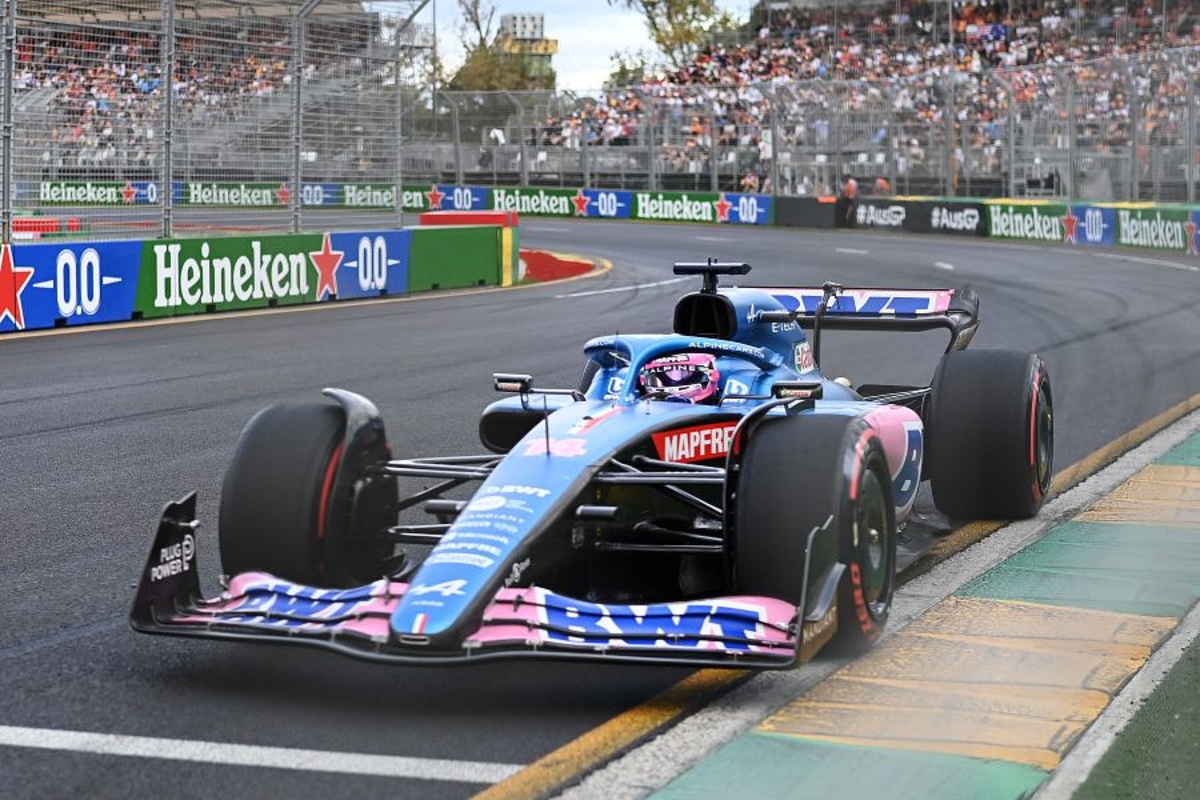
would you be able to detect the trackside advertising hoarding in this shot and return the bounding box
[844,199,987,236]
[984,201,1198,252]
[1114,207,1198,254]
[22,181,774,224]
[0,227,516,334]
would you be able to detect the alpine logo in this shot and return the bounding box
[652,422,737,464]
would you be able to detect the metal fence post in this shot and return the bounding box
[1128,59,1140,202]
[648,93,658,192]
[581,109,590,188]
[1,0,14,245]
[833,94,845,192]
[160,0,175,239]
[709,102,718,192]
[503,92,528,186]
[1066,78,1076,199]
[395,53,404,229]
[766,87,780,196]
[943,76,955,196]
[1003,77,1017,197]
[1188,76,1196,205]
[291,0,322,234]
[445,94,463,184]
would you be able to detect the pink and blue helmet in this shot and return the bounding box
[638,353,721,404]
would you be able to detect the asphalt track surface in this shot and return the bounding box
[1,219,1198,799]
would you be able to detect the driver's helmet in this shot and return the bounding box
[638,353,721,404]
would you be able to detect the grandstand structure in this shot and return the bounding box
[0,0,1196,241]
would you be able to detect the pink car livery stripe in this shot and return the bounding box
[470,587,797,653]
[177,573,404,641]
[864,405,924,515]
[168,574,798,655]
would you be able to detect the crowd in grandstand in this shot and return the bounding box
[527,0,1197,193]
[19,19,363,171]
[14,0,1200,191]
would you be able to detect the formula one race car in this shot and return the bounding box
[132,262,1053,669]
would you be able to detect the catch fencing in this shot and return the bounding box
[2,1,1197,244]
[4,0,424,242]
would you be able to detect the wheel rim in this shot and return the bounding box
[853,468,891,613]
[1034,380,1054,493]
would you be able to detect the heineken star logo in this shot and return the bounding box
[0,244,35,330]
[572,189,590,216]
[122,182,138,204]
[1061,207,1078,244]
[426,184,446,209]
[1187,217,1198,256]
[309,233,343,301]
[276,183,291,205]
[714,194,732,222]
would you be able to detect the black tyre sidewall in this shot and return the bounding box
[218,403,345,585]
[831,438,897,654]
[732,415,897,647]
[927,350,1053,519]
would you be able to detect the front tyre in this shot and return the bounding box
[832,445,896,654]
[731,415,897,657]
[219,402,394,587]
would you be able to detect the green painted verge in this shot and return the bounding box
[652,733,1046,800]
[1074,627,1200,800]
[959,522,1200,618]
[1159,432,1200,466]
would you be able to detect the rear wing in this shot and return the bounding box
[757,286,980,353]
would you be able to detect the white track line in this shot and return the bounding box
[934,261,955,271]
[556,277,688,299]
[694,236,731,242]
[0,725,523,783]
[524,226,571,233]
[836,247,869,255]
[1093,252,1200,272]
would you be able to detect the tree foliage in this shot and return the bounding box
[447,0,554,91]
[607,0,737,70]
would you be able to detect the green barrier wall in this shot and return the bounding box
[408,225,502,292]
[1114,206,1194,252]
[135,233,325,319]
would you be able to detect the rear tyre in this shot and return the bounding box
[732,414,896,656]
[926,350,1054,520]
[219,402,393,587]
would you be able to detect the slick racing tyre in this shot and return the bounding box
[926,350,1054,520]
[731,414,897,656]
[219,402,394,587]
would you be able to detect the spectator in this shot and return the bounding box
[840,173,859,199]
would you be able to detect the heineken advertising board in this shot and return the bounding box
[1114,207,1198,254]
[134,230,412,318]
[0,229,428,332]
[0,240,144,332]
[25,181,773,223]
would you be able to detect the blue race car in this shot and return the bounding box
[132,262,1053,668]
